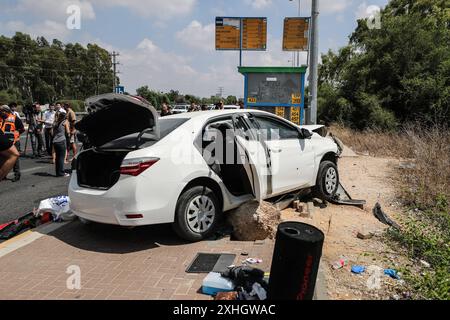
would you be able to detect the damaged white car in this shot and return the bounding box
[69,94,342,241]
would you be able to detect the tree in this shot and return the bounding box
[0,32,116,105]
[318,0,449,129]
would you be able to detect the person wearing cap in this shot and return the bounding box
[0,105,20,181]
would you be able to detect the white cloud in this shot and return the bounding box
[245,0,273,10]
[302,0,352,14]
[176,21,215,51]
[94,0,197,19]
[0,20,71,40]
[9,0,95,20]
[356,2,381,19]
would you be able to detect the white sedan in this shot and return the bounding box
[70,94,342,241]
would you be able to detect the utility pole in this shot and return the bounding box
[111,51,120,93]
[308,0,319,124]
[217,87,224,98]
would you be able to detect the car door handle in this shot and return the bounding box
[270,148,282,153]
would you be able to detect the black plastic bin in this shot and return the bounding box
[268,221,324,300]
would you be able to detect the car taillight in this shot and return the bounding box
[120,158,159,176]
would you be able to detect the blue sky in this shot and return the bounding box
[0,0,388,98]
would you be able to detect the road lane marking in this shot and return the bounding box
[0,221,70,258]
[20,166,46,174]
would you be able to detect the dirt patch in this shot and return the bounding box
[280,152,411,300]
[227,200,281,241]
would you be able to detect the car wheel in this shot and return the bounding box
[315,160,340,202]
[173,186,221,242]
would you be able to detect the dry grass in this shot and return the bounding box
[330,124,450,210]
[330,124,414,158]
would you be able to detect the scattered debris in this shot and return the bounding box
[419,260,431,268]
[330,182,366,209]
[227,200,281,241]
[398,161,416,170]
[243,258,262,264]
[214,291,238,300]
[0,212,36,240]
[373,203,400,229]
[357,230,374,240]
[221,266,268,301]
[351,265,366,274]
[36,196,74,221]
[202,272,235,296]
[384,269,400,280]
[331,256,349,270]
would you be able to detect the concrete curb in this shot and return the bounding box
[314,261,329,300]
[0,221,70,259]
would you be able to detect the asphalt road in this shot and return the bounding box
[0,135,72,223]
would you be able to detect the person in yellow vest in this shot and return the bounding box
[0,105,25,182]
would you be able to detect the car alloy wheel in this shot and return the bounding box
[325,167,337,194]
[186,195,216,233]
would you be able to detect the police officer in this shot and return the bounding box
[0,105,25,182]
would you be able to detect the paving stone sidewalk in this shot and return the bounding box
[0,221,275,300]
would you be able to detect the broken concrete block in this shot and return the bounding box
[357,231,374,240]
[299,211,311,218]
[307,202,315,215]
[227,200,281,241]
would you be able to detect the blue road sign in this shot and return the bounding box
[115,86,125,94]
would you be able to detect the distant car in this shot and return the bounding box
[223,105,239,110]
[172,105,189,114]
[70,94,342,241]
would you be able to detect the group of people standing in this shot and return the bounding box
[0,102,78,181]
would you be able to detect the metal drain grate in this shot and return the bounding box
[185,253,236,273]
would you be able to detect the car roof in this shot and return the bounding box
[162,109,259,120]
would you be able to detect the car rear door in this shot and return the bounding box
[231,113,270,201]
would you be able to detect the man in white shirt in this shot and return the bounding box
[43,104,56,156]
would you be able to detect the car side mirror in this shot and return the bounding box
[300,128,313,140]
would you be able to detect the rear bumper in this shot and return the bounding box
[68,171,185,226]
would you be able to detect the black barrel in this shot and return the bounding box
[268,221,324,300]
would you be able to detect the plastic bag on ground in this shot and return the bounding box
[36,196,75,222]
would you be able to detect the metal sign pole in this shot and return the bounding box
[309,0,319,124]
[239,18,243,67]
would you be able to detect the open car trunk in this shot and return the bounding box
[74,94,159,189]
[76,149,128,190]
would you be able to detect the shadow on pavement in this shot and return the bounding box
[47,220,190,254]
[33,172,55,177]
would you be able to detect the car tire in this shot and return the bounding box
[314,160,340,202]
[173,186,221,242]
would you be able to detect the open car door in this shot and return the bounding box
[232,113,270,202]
